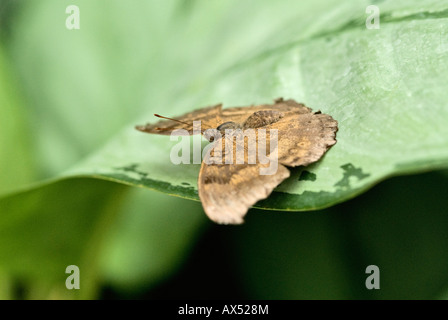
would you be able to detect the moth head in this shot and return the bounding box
[203,129,219,142]
[202,122,241,142]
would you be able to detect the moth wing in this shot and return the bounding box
[198,135,290,224]
[267,110,338,167]
[136,104,222,135]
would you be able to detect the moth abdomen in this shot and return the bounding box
[243,110,284,129]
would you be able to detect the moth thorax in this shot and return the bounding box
[243,110,284,129]
[217,121,241,136]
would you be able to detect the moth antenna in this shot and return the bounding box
[154,114,190,126]
[155,127,173,131]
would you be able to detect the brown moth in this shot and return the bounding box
[136,98,338,224]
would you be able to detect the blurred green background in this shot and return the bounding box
[0,0,448,299]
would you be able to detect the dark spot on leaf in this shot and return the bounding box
[114,163,148,178]
[334,163,370,189]
[181,182,190,186]
[106,173,198,199]
[299,170,317,182]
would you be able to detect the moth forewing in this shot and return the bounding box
[258,128,279,176]
[231,129,257,165]
[169,129,190,165]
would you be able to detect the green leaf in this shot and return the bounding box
[55,0,448,210]
[0,45,35,194]
[6,0,448,207]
